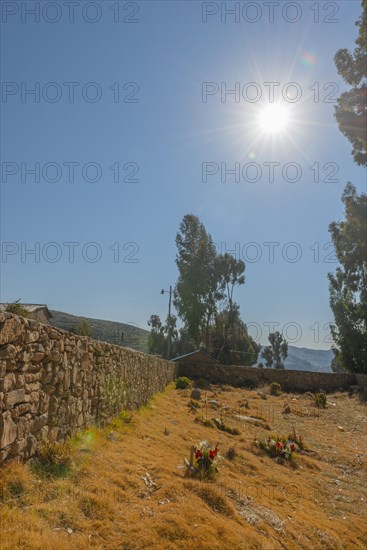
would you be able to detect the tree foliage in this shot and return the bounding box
[147,314,179,358]
[209,304,259,366]
[334,0,367,166]
[172,214,258,364]
[261,332,288,369]
[328,183,367,373]
[174,214,221,348]
[147,314,166,356]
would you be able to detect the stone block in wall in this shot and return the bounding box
[24,372,42,383]
[38,392,50,414]
[48,396,60,417]
[4,389,26,407]
[31,414,48,433]
[0,411,17,449]
[0,317,22,345]
[11,401,31,418]
[16,413,32,436]
[0,361,6,377]
[15,374,25,388]
[26,434,37,457]
[63,367,71,390]
[11,438,26,455]
[51,350,62,362]
[32,351,45,362]
[25,382,41,393]
[1,373,16,392]
[0,448,11,463]
[41,371,54,385]
[48,427,59,440]
[0,344,17,360]
[17,350,31,362]
[25,331,40,344]
[48,329,61,340]
[38,426,49,441]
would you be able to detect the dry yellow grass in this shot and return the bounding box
[1,383,366,550]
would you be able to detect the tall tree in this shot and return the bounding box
[262,332,288,369]
[334,0,367,166]
[261,346,273,369]
[173,214,255,361]
[210,304,259,366]
[217,254,245,312]
[147,314,166,356]
[174,214,222,347]
[328,183,367,373]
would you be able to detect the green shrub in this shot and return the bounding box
[175,377,192,389]
[118,411,134,424]
[5,300,30,318]
[75,320,92,336]
[270,382,282,396]
[315,392,327,408]
[33,440,73,478]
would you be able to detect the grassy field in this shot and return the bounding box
[1,383,366,549]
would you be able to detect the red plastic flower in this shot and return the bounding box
[275,441,283,450]
[289,443,295,452]
[209,450,216,460]
[195,450,203,460]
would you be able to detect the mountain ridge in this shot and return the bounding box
[50,310,333,372]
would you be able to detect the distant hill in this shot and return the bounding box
[49,310,149,354]
[257,346,333,372]
[49,311,334,371]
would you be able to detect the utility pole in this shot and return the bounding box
[161,285,172,359]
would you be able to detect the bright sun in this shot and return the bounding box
[259,103,290,134]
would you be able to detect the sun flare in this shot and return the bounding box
[259,103,290,134]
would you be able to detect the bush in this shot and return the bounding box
[270,382,281,396]
[75,320,92,337]
[33,440,73,478]
[315,392,327,408]
[119,411,134,424]
[226,447,236,460]
[175,377,192,389]
[5,300,30,318]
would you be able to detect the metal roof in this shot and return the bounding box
[171,349,218,363]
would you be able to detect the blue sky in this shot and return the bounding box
[1,1,366,349]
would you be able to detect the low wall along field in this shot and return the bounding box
[179,362,366,393]
[0,313,177,465]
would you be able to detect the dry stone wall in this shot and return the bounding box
[179,362,366,393]
[0,313,177,464]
